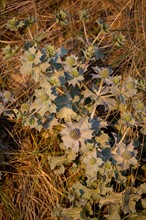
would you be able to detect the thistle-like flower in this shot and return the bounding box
[66,68,84,86]
[30,87,56,116]
[0,90,14,104]
[61,118,93,153]
[123,77,137,97]
[92,66,112,85]
[112,142,138,170]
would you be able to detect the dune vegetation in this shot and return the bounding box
[0,0,146,219]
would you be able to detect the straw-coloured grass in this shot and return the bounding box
[0,0,145,219]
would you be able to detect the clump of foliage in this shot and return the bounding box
[1,9,146,220]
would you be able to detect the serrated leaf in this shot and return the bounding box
[79,9,90,22]
[99,191,123,208]
[2,44,18,59]
[57,46,68,57]
[54,165,65,175]
[23,16,36,27]
[123,188,141,214]
[48,155,66,170]
[137,183,146,195]
[56,9,69,25]
[7,17,24,31]
[56,107,77,122]
[107,203,121,220]
[141,198,146,209]
[94,47,104,59]
[96,132,110,148]
[73,182,93,200]
[56,95,72,111]
[63,207,82,219]
[34,31,49,42]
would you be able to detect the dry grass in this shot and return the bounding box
[0,0,146,219]
[0,0,145,93]
[0,125,64,219]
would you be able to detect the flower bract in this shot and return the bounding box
[61,118,93,153]
[112,142,138,170]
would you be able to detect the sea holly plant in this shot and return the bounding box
[6,16,36,32]
[7,17,24,31]
[82,74,116,119]
[1,20,146,219]
[2,44,18,59]
[55,9,69,25]
[79,9,90,22]
[112,142,138,171]
[60,117,93,153]
[0,90,15,116]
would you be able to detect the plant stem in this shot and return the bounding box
[96,79,103,96]
[119,126,130,144]
[83,21,89,45]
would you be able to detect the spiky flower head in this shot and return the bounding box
[123,77,137,97]
[112,142,138,170]
[79,9,90,22]
[0,90,14,104]
[61,118,93,153]
[56,9,68,25]
[45,45,56,58]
